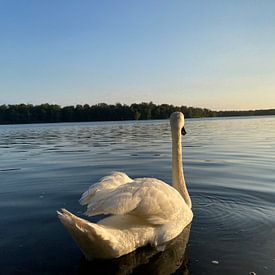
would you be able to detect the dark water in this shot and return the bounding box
[0,116,274,274]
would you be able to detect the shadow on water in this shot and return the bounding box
[78,225,191,275]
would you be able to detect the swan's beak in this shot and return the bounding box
[181,127,187,135]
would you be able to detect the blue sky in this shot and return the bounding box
[0,0,274,110]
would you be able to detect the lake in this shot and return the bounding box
[0,116,275,274]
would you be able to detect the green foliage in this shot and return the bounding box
[215,109,275,117]
[0,103,274,124]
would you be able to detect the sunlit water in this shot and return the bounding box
[0,116,275,274]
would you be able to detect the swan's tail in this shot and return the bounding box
[57,208,119,260]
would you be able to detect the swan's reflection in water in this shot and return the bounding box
[78,224,191,275]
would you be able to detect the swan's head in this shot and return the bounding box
[170,112,186,135]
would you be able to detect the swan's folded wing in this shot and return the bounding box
[79,172,133,206]
[84,178,184,225]
[85,184,141,216]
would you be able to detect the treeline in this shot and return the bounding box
[216,109,275,117]
[0,102,274,125]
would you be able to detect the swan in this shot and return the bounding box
[57,111,193,260]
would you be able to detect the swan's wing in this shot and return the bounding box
[79,172,133,206]
[84,178,184,225]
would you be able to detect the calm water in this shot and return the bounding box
[0,116,275,274]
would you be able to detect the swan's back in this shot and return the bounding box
[80,172,189,226]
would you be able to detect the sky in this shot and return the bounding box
[0,0,274,111]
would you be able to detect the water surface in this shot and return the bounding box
[0,116,275,274]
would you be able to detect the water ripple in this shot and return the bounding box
[192,190,275,241]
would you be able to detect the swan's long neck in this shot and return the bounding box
[172,128,192,209]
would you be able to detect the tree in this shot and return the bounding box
[0,102,273,125]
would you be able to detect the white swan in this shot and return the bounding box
[57,112,193,260]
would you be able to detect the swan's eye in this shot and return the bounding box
[181,127,187,135]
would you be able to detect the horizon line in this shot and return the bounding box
[1,101,274,113]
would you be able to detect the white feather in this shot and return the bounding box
[79,171,132,205]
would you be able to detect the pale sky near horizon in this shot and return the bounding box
[0,1,274,111]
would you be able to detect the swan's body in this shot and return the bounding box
[58,112,193,259]
[79,224,191,274]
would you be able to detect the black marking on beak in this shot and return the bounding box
[181,127,187,135]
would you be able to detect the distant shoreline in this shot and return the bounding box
[0,102,274,125]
